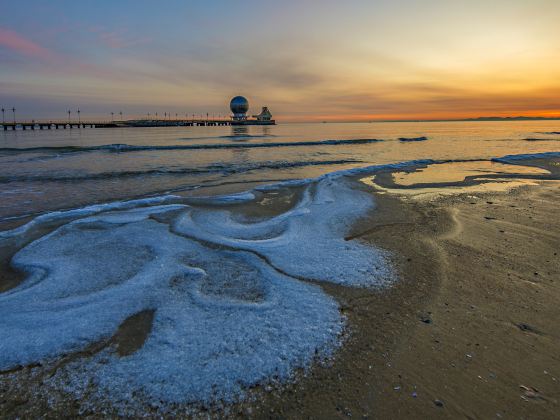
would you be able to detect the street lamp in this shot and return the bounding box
[1,108,4,124]
[119,111,123,121]
[111,112,114,122]
[77,109,81,124]
[12,107,16,124]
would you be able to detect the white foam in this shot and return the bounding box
[175,176,394,287]
[0,195,182,240]
[0,206,343,406]
[186,191,256,204]
[0,161,407,408]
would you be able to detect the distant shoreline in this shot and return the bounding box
[290,116,560,124]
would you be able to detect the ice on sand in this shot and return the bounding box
[0,175,393,406]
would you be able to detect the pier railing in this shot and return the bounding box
[0,119,234,131]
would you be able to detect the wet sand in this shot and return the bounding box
[1,158,559,418]
[249,158,560,419]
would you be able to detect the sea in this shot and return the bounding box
[1,120,559,230]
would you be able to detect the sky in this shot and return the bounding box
[1,0,559,122]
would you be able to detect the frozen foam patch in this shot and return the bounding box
[0,210,343,406]
[186,191,256,205]
[0,166,404,409]
[0,194,182,240]
[175,177,394,287]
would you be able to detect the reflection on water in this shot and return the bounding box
[392,161,549,186]
[361,159,556,199]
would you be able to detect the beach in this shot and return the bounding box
[249,156,560,419]
[1,149,560,418]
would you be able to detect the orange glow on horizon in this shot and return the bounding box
[279,109,560,123]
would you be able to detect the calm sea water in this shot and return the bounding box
[1,121,559,228]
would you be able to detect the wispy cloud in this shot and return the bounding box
[0,27,54,60]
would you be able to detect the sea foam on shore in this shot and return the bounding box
[0,169,394,408]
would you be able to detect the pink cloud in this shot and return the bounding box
[0,27,54,60]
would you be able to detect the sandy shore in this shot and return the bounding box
[249,158,560,419]
[1,158,559,418]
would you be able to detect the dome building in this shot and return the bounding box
[230,96,249,121]
[229,96,275,125]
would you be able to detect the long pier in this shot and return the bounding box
[1,118,275,131]
[0,119,239,131]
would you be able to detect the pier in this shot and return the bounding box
[1,97,275,131]
[0,119,238,131]
[1,118,275,131]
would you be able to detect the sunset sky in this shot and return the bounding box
[1,0,559,121]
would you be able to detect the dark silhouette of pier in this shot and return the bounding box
[1,119,234,131]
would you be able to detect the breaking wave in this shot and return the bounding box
[491,151,560,162]
[0,138,384,155]
[524,137,560,142]
[399,136,428,142]
[0,159,361,183]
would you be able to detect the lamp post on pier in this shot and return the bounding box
[12,107,16,124]
[1,108,4,124]
[77,109,81,124]
[111,112,114,123]
[119,111,123,121]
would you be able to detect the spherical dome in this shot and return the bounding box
[230,96,249,114]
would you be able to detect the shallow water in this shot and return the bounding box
[392,161,550,185]
[2,121,560,227]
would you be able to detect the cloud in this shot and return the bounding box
[0,27,54,60]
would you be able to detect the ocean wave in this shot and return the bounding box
[398,136,428,142]
[0,138,384,155]
[178,134,277,141]
[491,151,560,162]
[0,159,361,184]
[216,134,277,140]
[524,137,560,141]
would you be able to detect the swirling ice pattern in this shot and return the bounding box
[0,176,392,407]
